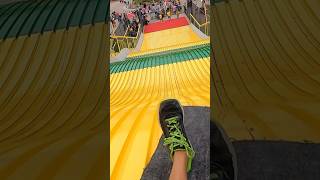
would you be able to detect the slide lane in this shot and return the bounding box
[110,47,210,179]
[140,25,203,51]
[0,23,107,179]
[212,0,320,142]
[110,14,210,179]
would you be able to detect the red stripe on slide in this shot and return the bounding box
[144,17,189,33]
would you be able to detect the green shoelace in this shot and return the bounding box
[163,116,195,172]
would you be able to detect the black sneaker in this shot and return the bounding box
[159,99,195,172]
[211,121,237,180]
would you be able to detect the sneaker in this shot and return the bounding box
[211,121,237,180]
[159,99,195,172]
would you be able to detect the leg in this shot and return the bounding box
[169,151,188,180]
[159,99,195,180]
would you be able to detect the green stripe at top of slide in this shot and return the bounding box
[110,44,210,74]
[0,0,108,39]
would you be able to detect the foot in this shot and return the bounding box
[159,99,195,172]
[211,122,236,180]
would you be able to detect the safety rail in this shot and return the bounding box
[188,13,210,36]
[110,24,142,56]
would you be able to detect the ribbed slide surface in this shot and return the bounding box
[140,25,202,51]
[128,39,210,57]
[0,0,107,39]
[0,0,108,179]
[110,19,210,179]
[212,0,320,142]
[0,23,107,179]
[110,47,210,180]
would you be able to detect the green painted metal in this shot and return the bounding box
[0,0,108,39]
[110,44,210,74]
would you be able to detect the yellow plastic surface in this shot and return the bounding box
[110,58,210,180]
[110,21,210,180]
[0,23,107,179]
[128,39,210,58]
[212,0,320,142]
[140,26,203,51]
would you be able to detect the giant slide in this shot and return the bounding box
[212,0,320,178]
[213,0,320,144]
[0,0,108,179]
[110,17,210,179]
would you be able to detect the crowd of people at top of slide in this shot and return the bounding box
[110,0,186,37]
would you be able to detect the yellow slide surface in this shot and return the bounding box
[110,58,210,180]
[110,24,210,179]
[0,23,107,179]
[140,26,203,51]
[129,39,210,58]
[212,0,320,142]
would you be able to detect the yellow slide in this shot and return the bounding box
[140,26,203,51]
[110,24,210,180]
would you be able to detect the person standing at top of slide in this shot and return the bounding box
[164,0,168,15]
[167,7,171,19]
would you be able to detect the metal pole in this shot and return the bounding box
[126,37,129,48]
[204,0,207,23]
[117,39,120,53]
